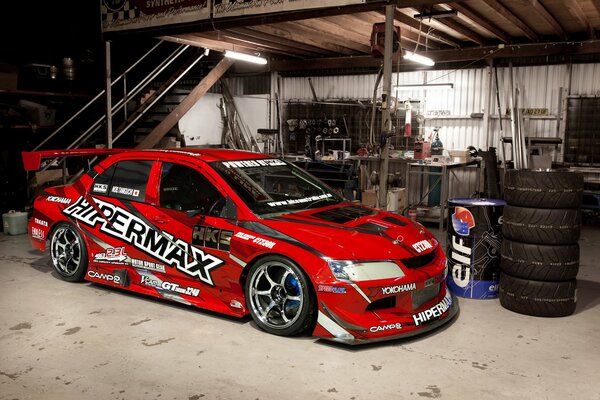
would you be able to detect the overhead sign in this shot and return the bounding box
[102,0,209,32]
[213,0,365,18]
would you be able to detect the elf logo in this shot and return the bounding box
[449,234,472,288]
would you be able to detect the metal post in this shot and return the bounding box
[377,4,395,210]
[104,40,113,149]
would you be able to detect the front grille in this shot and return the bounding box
[412,284,440,309]
[401,251,436,269]
[366,296,396,311]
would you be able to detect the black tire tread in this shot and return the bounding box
[503,169,584,208]
[501,239,579,281]
[499,272,576,317]
[502,205,581,245]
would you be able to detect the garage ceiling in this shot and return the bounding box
[149,0,600,72]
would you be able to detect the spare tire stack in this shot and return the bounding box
[499,169,584,317]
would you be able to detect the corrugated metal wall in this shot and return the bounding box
[281,63,600,153]
[280,63,600,204]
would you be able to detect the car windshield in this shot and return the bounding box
[211,158,344,216]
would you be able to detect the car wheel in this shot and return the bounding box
[245,256,316,336]
[49,222,88,282]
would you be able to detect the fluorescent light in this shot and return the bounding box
[394,83,454,91]
[403,51,435,66]
[224,50,267,65]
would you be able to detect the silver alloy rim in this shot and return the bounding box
[248,261,304,330]
[51,227,82,276]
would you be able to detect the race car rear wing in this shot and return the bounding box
[22,148,130,171]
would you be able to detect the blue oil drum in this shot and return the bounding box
[446,198,506,299]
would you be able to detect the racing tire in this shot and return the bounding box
[49,222,89,282]
[499,272,577,317]
[501,239,579,281]
[503,169,584,209]
[245,256,316,337]
[502,205,581,245]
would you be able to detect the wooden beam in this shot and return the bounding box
[360,11,441,49]
[203,30,323,58]
[230,27,332,57]
[591,0,600,15]
[564,0,595,38]
[136,58,234,149]
[413,6,486,45]
[252,22,364,55]
[391,8,461,48]
[161,33,251,53]
[526,0,567,40]
[270,40,600,71]
[291,19,373,53]
[450,2,510,43]
[480,0,539,41]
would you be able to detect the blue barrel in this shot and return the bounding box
[446,198,506,299]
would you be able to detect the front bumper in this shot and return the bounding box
[316,291,459,345]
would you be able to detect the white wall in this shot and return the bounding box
[179,93,270,147]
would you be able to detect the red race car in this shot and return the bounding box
[22,148,457,344]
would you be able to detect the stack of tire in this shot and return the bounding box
[499,169,584,317]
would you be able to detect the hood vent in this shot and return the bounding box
[357,222,388,232]
[401,251,436,269]
[312,205,375,224]
[382,216,408,227]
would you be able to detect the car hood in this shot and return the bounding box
[259,204,438,260]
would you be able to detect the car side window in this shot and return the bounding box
[91,160,152,202]
[159,162,224,215]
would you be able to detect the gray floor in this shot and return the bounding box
[1,223,599,400]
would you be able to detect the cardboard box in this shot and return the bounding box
[17,99,56,127]
[387,187,407,213]
[0,63,18,90]
[361,189,378,208]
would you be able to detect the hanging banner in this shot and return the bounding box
[102,0,209,32]
[213,0,365,18]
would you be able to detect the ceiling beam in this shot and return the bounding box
[270,40,600,71]
[564,0,595,38]
[411,6,486,45]
[199,31,322,58]
[591,0,600,15]
[480,0,539,41]
[360,11,442,49]
[390,8,461,48]
[229,27,332,57]
[449,2,509,43]
[291,18,374,53]
[251,22,364,55]
[161,34,256,54]
[526,0,567,40]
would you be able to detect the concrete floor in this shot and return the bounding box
[1,224,599,400]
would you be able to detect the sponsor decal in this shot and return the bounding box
[221,159,286,169]
[47,196,71,204]
[131,258,166,273]
[140,275,200,297]
[267,193,332,207]
[192,226,233,251]
[452,206,475,236]
[63,196,224,285]
[381,282,416,295]
[317,285,347,294]
[88,270,121,284]
[449,233,473,289]
[369,322,402,333]
[111,186,140,197]
[412,292,452,326]
[34,218,48,227]
[31,227,45,240]
[93,247,127,264]
[412,239,433,253]
[233,231,276,249]
[93,183,108,194]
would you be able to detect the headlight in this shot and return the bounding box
[327,260,405,282]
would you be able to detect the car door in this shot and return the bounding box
[140,159,244,315]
